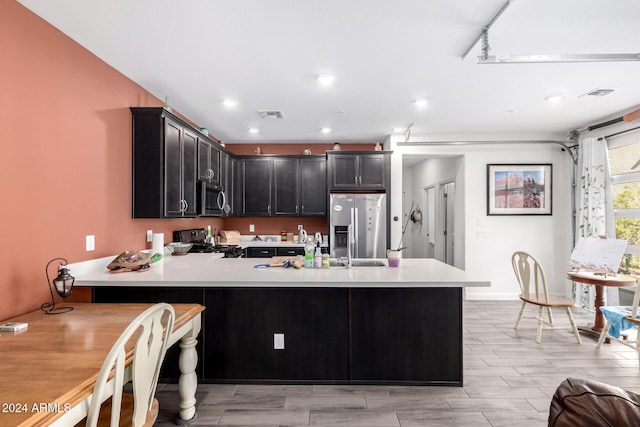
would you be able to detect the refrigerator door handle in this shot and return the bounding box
[354,207,359,256]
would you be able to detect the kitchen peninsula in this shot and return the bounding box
[74,256,490,386]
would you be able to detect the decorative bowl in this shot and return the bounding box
[166,242,193,256]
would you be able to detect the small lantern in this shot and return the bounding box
[42,258,75,314]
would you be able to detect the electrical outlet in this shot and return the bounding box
[274,333,285,350]
[86,235,95,251]
[146,230,153,242]
[249,224,255,232]
[298,224,303,230]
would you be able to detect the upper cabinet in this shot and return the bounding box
[241,157,273,216]
[198,138,221,188]
[240,155,327,217]
[131,107,197,218]
[299,156,326,216]
[327,152,390,191]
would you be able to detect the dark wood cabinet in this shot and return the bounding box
[246,247,277,258]
[204,288,349,382]
[245,246,306,258]
[327,152,389,191]
[300,157,327,216]
[91,284,463,385]
[276,247,305,256]
[131,108,197,218]
[274,158,299,215]
[240,155,326,217]
[198,138,221,188]
[241,158,273,216]
[350,287,463,384]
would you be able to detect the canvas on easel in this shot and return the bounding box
[569,237,628,275]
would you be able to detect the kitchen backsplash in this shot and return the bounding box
[222,217,328,237]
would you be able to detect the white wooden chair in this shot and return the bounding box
[82,303,175,427]
[512,251,582,344]
[597,284,640,368]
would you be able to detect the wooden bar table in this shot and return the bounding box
[567,270,636,339]
[0,303,204,427]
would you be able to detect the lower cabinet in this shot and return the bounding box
[204,288,349,382]
[350,287,463,384]
[92,286,462,385]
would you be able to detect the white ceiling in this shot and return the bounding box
[18,0,640,143]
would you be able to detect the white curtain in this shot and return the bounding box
[573,137,617,308]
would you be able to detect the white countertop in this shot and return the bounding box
[73,255,490,289]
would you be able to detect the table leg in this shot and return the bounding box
[577,285,610,343]
[174,318,200,426]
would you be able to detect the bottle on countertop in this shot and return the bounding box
[314,242,322,268]
[322,251,330,269]
[304,241,315,268]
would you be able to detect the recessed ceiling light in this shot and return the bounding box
[222,98,239,108]
[544,93,566,103]
[317,73,336,86]
[321,127,332,134]
[413,99,429,108]
[248,128,259,134]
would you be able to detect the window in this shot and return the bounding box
[608,132,640,274]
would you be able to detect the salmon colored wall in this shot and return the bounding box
[0,2,223,320]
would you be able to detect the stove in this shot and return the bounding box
[173,228,245,258]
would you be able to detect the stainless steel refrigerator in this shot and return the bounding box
[329,193,387,258]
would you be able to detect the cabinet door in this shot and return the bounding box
[246,247,277,258]
[359,154,386,189]
[197,139,211,181]
[242,158,272,216]
[350,287,463,384]
[276,247,305,257]
[226,155,236,216]
[164,119,184,217]
[329,154,359,189]
[204,288,349,381]
[182,129,198,216]
[197,139,221,187]
[300,157,326,216]
[209,143,221,187]
[274,158,300,216]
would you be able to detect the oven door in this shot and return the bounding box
[198,182,227,217]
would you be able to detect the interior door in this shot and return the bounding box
[424,186,436,258]
[442,182,455,266]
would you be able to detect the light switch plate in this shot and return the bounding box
[86,235,95,251]
[146,230,153,242]
[249,224,255,232]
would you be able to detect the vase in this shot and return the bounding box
[387,249,402,267]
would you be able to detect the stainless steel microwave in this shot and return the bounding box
[198,181,229,217]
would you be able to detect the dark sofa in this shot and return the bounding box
[549,377,640,426]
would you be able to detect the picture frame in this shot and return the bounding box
[487,164,552,215]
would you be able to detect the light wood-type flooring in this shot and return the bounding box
[154,300,640,426]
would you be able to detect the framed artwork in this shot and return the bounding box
[487,164,552,215]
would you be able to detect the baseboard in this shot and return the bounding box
[465,292,520,301]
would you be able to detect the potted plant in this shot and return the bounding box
[387,202,414,267]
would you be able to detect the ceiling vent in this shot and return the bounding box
[258,110,285,119]
[581,88,617,98]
